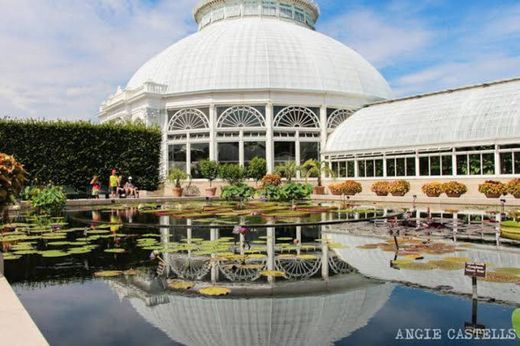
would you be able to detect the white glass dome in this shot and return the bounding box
[127,1,391,100]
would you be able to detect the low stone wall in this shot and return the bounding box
[150,177,520,207]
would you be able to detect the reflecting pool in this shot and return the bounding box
[2,201,520,345]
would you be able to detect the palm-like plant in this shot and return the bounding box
[274,161,299,182]
[301,159,336,187]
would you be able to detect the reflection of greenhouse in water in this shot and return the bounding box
[108,276,394,346]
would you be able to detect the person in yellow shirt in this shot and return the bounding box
[109,169,120,198]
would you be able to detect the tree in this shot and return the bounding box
[219,164,246,185]
[300,159,336,187]
[246,157,267,185]
[198,160,219,187]
[274,161,299,182]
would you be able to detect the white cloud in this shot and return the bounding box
[319,8,435,68]
[0,0,198,120]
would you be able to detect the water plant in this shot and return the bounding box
[277,183,313,204]
[221,183,255,205]
[31,185,67,216]
[198,286,231,296]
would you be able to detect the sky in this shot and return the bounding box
[0,0,519,121]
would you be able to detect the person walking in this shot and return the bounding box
[109,169,120,198]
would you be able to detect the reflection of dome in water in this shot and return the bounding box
[119,281,394,346]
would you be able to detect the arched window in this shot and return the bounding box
[218,106,265,128]
[168,108,209,131]
[327,109,353,129]
[273,106,320,128]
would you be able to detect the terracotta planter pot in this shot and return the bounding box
[205,187,217,197]
[344,192,357,196]
[485,193,501,198]
[375,192,388,196]
[426,192,441,197]
[313,186,325,195]
[330,190,342,196]
[172,187,183,197]
[446,192,462,198]
[514,194,520,199]
[391,192,406,197]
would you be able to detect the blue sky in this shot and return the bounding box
[1,0,519,120]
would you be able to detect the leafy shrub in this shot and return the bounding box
[388,180,410,195]
[328,182,344,195]
[219,164,246,185]
[31,185,66,215]
[371,181,390,195]
[221,183,255,201]
[261,174,282,188]
[167,168,188,188]
[329,181,362,195]
[21,186,41,201]
[259,184,280,201]
[507,179,520,197]
[478,180,507,196]
[198,160,219,187]
[246,157,267,184]
[0,119,161,191]
[277,183,313,202]
[0,153,27,207]
[441,181,467,196]
[421,182,443,196]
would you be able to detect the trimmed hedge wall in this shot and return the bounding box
[0,119,161,191]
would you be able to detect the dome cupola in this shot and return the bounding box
[193,0,320,30]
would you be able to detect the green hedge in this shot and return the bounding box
[0,119,161,191]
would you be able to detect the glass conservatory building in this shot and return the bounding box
[323,77,520,180]
[98,0,392,178]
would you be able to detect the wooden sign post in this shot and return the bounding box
[464,262,486,334]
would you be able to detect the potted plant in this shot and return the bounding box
[341,180,362,196]
[388,180,410,196]
[478,180,507,198]
[300,159,336,195]
[421,182,443,197]
[0,153,27,223]
[328,182,343,195]
[198,160,219,197]
[507,178,520,199]
[274,161,299,182]
[168,168,188,197]
[441,181,467,197]
[371,181,390,196]
[261,174,282,188]
[219,164,246,185]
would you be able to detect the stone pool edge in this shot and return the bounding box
[0,268,49,346]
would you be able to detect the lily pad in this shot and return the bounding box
[198,286,231,296]
[495,267,520,276]
[260,270,285,277]
[104,248,126,253]
[168,280,195,290]
[513,309,520,339]
[39,250,69,258]
[94,270,123,277]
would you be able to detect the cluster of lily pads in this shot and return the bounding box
[0,217,126,261]
[138,201,384,225]
[357,237,520,283]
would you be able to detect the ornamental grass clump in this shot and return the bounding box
[478,180,507,198]
[441,181,467,197]
[507,179,520,198]
[421,182,443,197]
[388,180,410,196]
[371,181,390,196]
